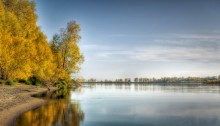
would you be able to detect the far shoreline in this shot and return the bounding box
[0,84,58,126]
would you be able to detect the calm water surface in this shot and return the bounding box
[15,84,220,126]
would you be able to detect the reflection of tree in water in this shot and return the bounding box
[15,90,84,126]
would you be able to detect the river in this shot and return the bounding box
[15,83,220,126]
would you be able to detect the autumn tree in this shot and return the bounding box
[0,0,83,85]
[51,21,84,82]
[0,0,55,82]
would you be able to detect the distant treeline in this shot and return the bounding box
[84,76,220,84]
[0,0,83,85]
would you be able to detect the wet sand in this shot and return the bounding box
[0,84,57,126]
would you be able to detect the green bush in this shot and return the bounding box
[14,79,19,83]
[18,79,25,83]
[55,81,67,89]
[29,76,42,86]
[7,79,15,86]
[55,81,62,85]
[25,80,32,85]
[54,81,68,97]
[17,77,42,86]
[18,79,32,85]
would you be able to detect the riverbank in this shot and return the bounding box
[0,83,58,126]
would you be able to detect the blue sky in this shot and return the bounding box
[35,0,220,80]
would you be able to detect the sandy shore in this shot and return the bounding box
[0,84,57,126]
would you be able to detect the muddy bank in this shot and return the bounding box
[0,84,57,126]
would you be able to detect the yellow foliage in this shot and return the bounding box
[0,0,83,83]
[0,0,4,24]
[0,0,54,81]
[32,32,55,80]
[50,21,84,82]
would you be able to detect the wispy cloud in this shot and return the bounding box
[131,46,220,62]
[152,33,220,48]
[174,34,220,40]
[92,46,220,63]
[82,33,220,63]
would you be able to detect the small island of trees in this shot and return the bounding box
[84,76,220,84]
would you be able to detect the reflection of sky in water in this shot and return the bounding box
[72,84,220,126]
